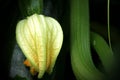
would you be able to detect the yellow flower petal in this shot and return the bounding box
[16,14,63,78]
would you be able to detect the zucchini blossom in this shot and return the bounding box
[16,14,63,78]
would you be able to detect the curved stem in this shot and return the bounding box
[107,0,112,49]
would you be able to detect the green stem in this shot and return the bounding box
[107,0,112,49]
[91,32,114,74]
[70,0,105,79]
[18,0,43,17]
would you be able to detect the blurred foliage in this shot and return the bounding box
[12,75,27,80]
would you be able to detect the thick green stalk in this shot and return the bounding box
[70,0,105,80]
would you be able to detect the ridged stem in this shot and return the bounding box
[70,0,105,79]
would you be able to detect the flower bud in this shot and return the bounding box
[16,14,63,78]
